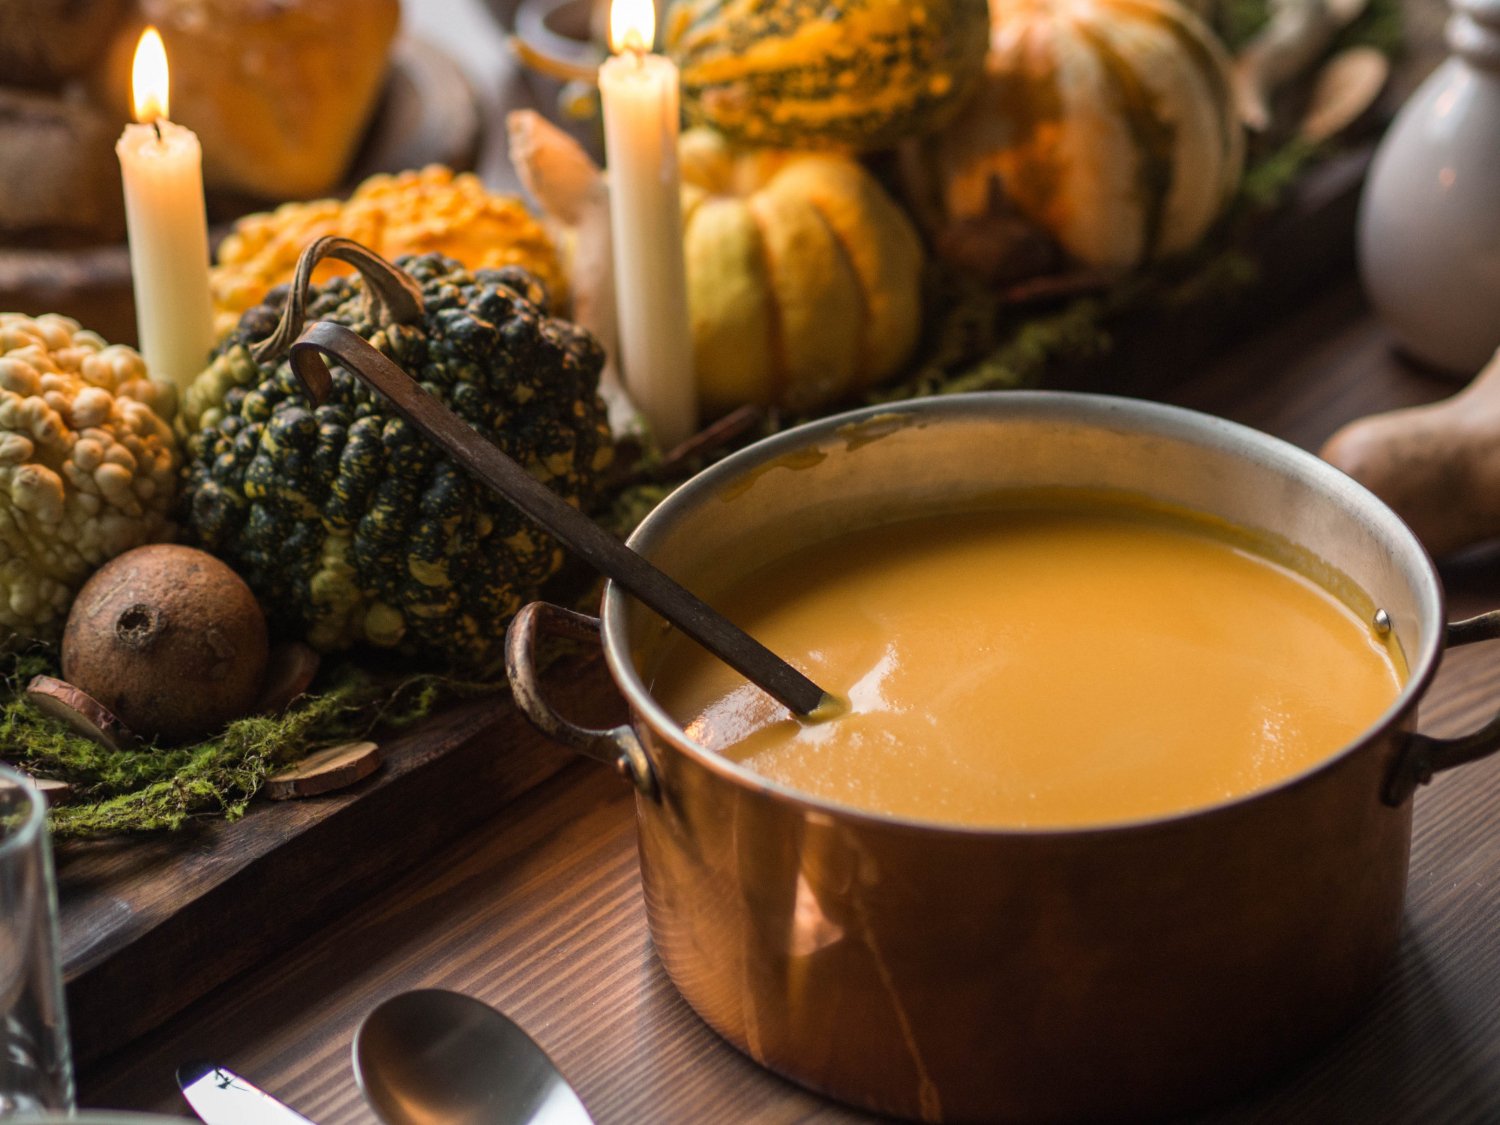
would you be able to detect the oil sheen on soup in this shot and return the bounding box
[649,500,1407,828]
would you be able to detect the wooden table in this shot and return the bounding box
[77,2,1500,1121]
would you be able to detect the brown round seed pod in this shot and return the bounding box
[62,545,269,744]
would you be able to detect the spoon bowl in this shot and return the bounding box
[353,989,592,1125]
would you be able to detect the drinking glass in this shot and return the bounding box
[0,765,73,1114]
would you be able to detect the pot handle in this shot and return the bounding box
[1385,610,1500,805]
[505,601,659,800]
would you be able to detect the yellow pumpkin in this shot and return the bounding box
[904,0,1243,275]
[680,129,923,415]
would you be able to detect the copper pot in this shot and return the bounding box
[507,393,1500,1123]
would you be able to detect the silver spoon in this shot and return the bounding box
[353,989,593,1125]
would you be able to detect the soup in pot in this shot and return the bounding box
[649,496,1407,828]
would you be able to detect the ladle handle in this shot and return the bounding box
[506,601,657,799]
[1386,609,1500,805]
[287,320,830,717]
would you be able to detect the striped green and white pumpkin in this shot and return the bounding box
[911,0,1243,272]
[664,0,991,152]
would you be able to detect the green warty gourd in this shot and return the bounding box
[178,253,614,673]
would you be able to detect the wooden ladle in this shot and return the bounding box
[285,317,832,718]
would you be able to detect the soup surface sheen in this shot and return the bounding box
[650,501,1406,828]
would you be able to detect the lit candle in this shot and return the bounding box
[599,0,697,449]
[115,27,215,398]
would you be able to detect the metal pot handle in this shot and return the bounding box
[505,601,659,800]
[1386,610,1500,805]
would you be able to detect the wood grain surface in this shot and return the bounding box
[78,275,1500,1124]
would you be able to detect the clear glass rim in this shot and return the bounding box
[0,762,46,860]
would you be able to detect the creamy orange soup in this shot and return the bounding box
[650,500,1406,828]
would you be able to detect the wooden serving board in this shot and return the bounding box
[57,653,619,1066]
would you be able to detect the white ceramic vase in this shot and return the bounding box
[1357,0,1500,376]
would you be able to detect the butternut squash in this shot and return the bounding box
[1321,349,1500,556]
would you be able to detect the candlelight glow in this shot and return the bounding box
[609,0,655,53]
[131,27,169,123]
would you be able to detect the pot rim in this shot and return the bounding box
[603,391,1446,837]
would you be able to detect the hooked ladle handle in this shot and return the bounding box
[287,320,833,718]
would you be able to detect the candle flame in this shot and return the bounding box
[609,0,655,53]
[131,26,170,123]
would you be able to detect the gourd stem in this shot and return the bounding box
[251,236,426,365]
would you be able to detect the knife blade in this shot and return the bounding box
[177,1060,317,1125]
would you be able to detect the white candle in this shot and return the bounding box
[599,0,697,449]
[116,27,215,399]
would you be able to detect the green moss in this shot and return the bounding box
[1340,0,1404,57]
[880,291,1112,401]
[1,650,503,838]
[1216,0,1275,51]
